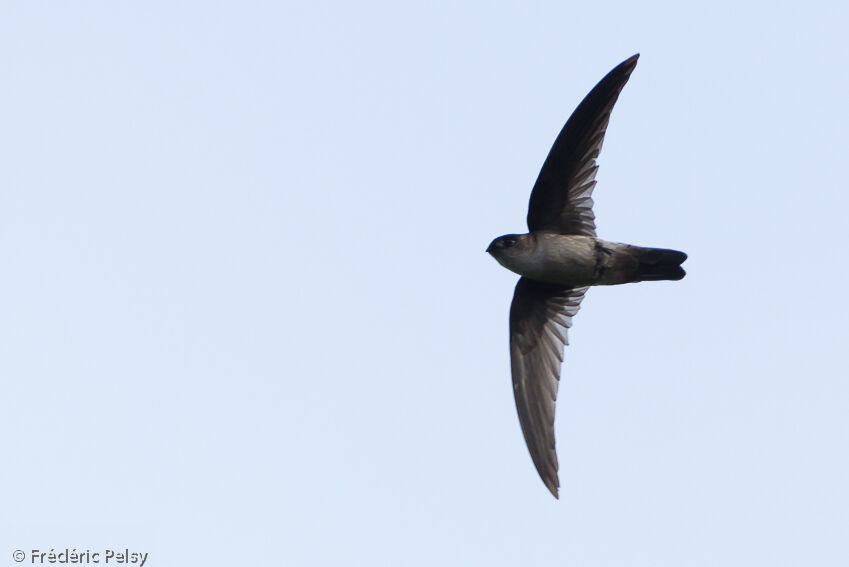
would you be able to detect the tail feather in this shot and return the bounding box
[634,248,687,281]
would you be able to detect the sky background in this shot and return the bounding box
[1,1,848,565]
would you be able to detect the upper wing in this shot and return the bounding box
[509,277,588,498]
[526,54,639,236]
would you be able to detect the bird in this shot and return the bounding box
[486,54,687,498]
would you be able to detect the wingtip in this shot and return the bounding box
[544,476,560,499]
[622,53,640,69]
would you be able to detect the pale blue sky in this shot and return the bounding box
[2,2,848,565]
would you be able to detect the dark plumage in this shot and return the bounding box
[487,54,687,498]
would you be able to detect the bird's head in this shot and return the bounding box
[486,233,534,265]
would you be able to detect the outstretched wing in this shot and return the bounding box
[509,277,588,498]
[526,54,639,236]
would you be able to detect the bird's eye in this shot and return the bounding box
[502,237,517,248]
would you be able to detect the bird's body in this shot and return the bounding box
[486,54,687,498]
[488,232,686,287]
